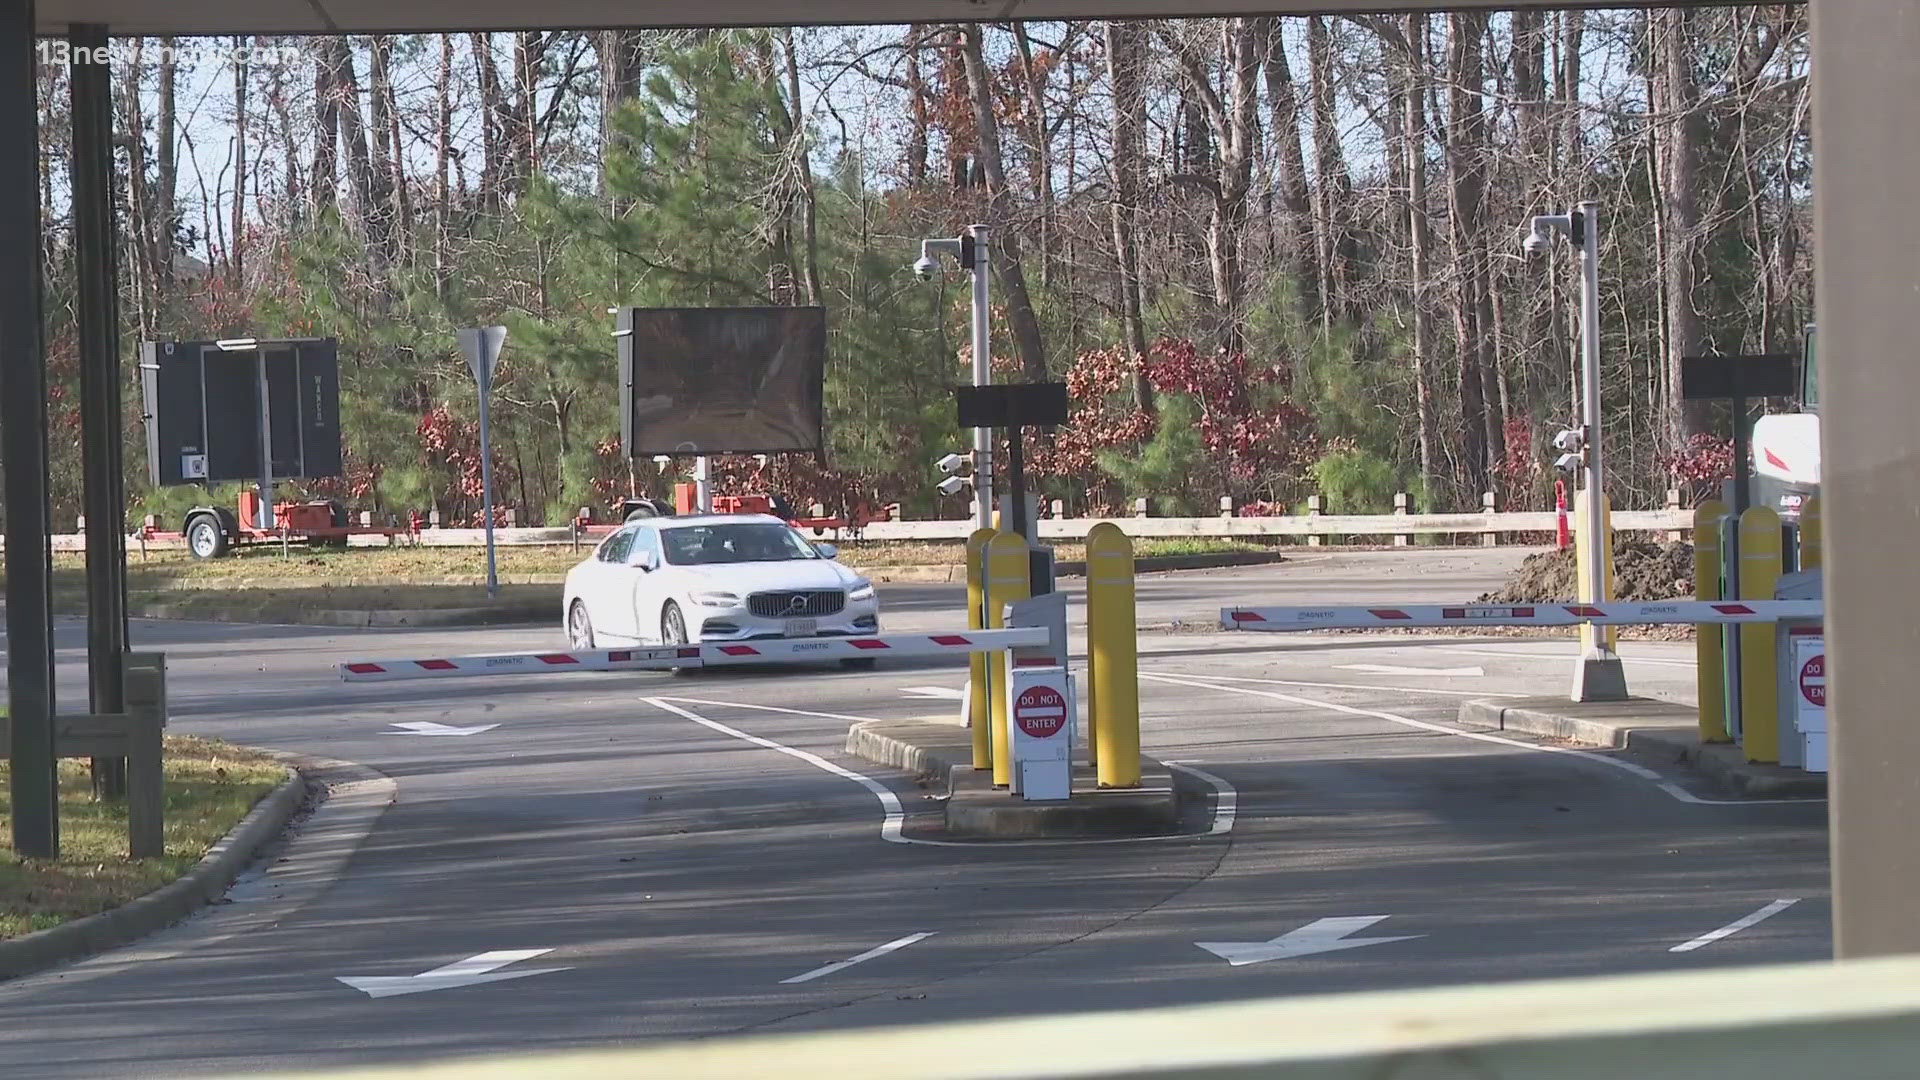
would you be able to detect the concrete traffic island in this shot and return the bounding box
[1457,697,1827,799]
[845,717,1200,839]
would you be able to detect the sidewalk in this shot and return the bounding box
[1456,697,1827,799]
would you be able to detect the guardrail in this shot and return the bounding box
[15,509,1693,551]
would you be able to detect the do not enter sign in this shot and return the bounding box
[1800,653,1825,708]
[1014,685,1067,739]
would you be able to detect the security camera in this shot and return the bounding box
[913,255,940,281]
[936,452,970,475]
[1551,428,1585,453]
[1554,452,1585,474]
[1523,231,1549,256]
[936,475,972,496]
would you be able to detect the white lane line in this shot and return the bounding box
[1142,672,1528,699]
[1138,672,1823,807]
[780,932,936,984]
[1670,899,1800,952]
[641,697,1235,846]
[1438,646,1696,669]
[1335,664,1485,677]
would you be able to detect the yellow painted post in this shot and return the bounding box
[1086,523,1141,788]
[1799,497,1823,571]
[1693,500,1730,743]
[985,531,1031,788]
[1575,493,1618,653]
[965,527,997,770]
[1739,505,1784,763]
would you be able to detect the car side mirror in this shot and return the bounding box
[815,542,839,561]
[633,551,658,572]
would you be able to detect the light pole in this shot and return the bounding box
[1526,201,1627,702]
[917,225,993,530]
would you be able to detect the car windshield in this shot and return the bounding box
[660,523,819,565]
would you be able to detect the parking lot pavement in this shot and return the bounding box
[0,550,1825,1076]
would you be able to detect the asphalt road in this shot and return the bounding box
[0,549,1827,1077]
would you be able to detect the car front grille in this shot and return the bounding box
[748,590,846,618]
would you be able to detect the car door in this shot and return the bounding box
[625,525,668,643]
[588,526,639,641]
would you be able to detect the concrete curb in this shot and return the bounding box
[0,765,310,981]
[846,718,1195,839]
[1457,698,1827,800]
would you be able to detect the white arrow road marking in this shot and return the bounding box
[1197,916,1423,967]
[899,686,966,700]
[336,949,571,998]
[382,721,500,736]
[780,932,936,984]
[1335,664,1485,677]
[1670,899,1800,953]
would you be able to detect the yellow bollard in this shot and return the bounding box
[1574,493,1618,653]
[1086,523,1141,788]
[1799,496,1822,571]
[965,527,997,770]
[1739,505,1784,763]
[985,531,1031,788]
[1693,500,1730,743]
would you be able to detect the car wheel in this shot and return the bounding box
[567,601,596,650]
[186,514,229,559]
[661,602,696,677]
[839,657,878,671]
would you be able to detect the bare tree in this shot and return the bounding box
[1159,18,1261,354]
[312,38,339,214]
[960,23,1048,380]
[1307,16,1355,324]
[1104,18,1153,401]
[1401,14,1439,502]
[1263,19,1318,317]
[1656,8,1707,457]
[231,37,247,287]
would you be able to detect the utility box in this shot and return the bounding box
[1774,569,1825,772]
[1007,665,1073,801]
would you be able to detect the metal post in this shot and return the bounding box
[694,455,712,513]
[72,23,128,799]
[1006,425,1029,542]
[478,375,498,599]
[969,224,994,532]
[2,0,58,859]
[1572,201,1627,702]
[255,351,273,531]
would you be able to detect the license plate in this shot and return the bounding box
[784,618,817,638]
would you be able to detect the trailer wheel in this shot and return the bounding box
[186,514,230,559]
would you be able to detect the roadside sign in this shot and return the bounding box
[1790,629,1826,774]
[1007,665,1073,800]
[1014,685,1067,739]
[1799,653,1825,708]
[460,325,507,389]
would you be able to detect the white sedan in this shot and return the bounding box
[562,513,881,664]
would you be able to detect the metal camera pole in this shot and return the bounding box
[1571,201,1627,701]
[968,224,994,532]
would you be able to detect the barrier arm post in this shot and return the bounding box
[985,531,1031,788]
[1800,496,1822,571]
[1739,505,1784,763]
[1087,523,1141,788]
[1694,500,1731,743]
[965,527,996,771]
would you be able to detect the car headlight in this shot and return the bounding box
[847,580,876,602]
[691,591,741,607]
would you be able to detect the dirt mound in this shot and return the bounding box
[1481,539,1695,604]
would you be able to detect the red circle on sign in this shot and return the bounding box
[1014,685,1067,739]
[1800,655,1825,707]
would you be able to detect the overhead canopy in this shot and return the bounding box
[42,0,1727,36]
